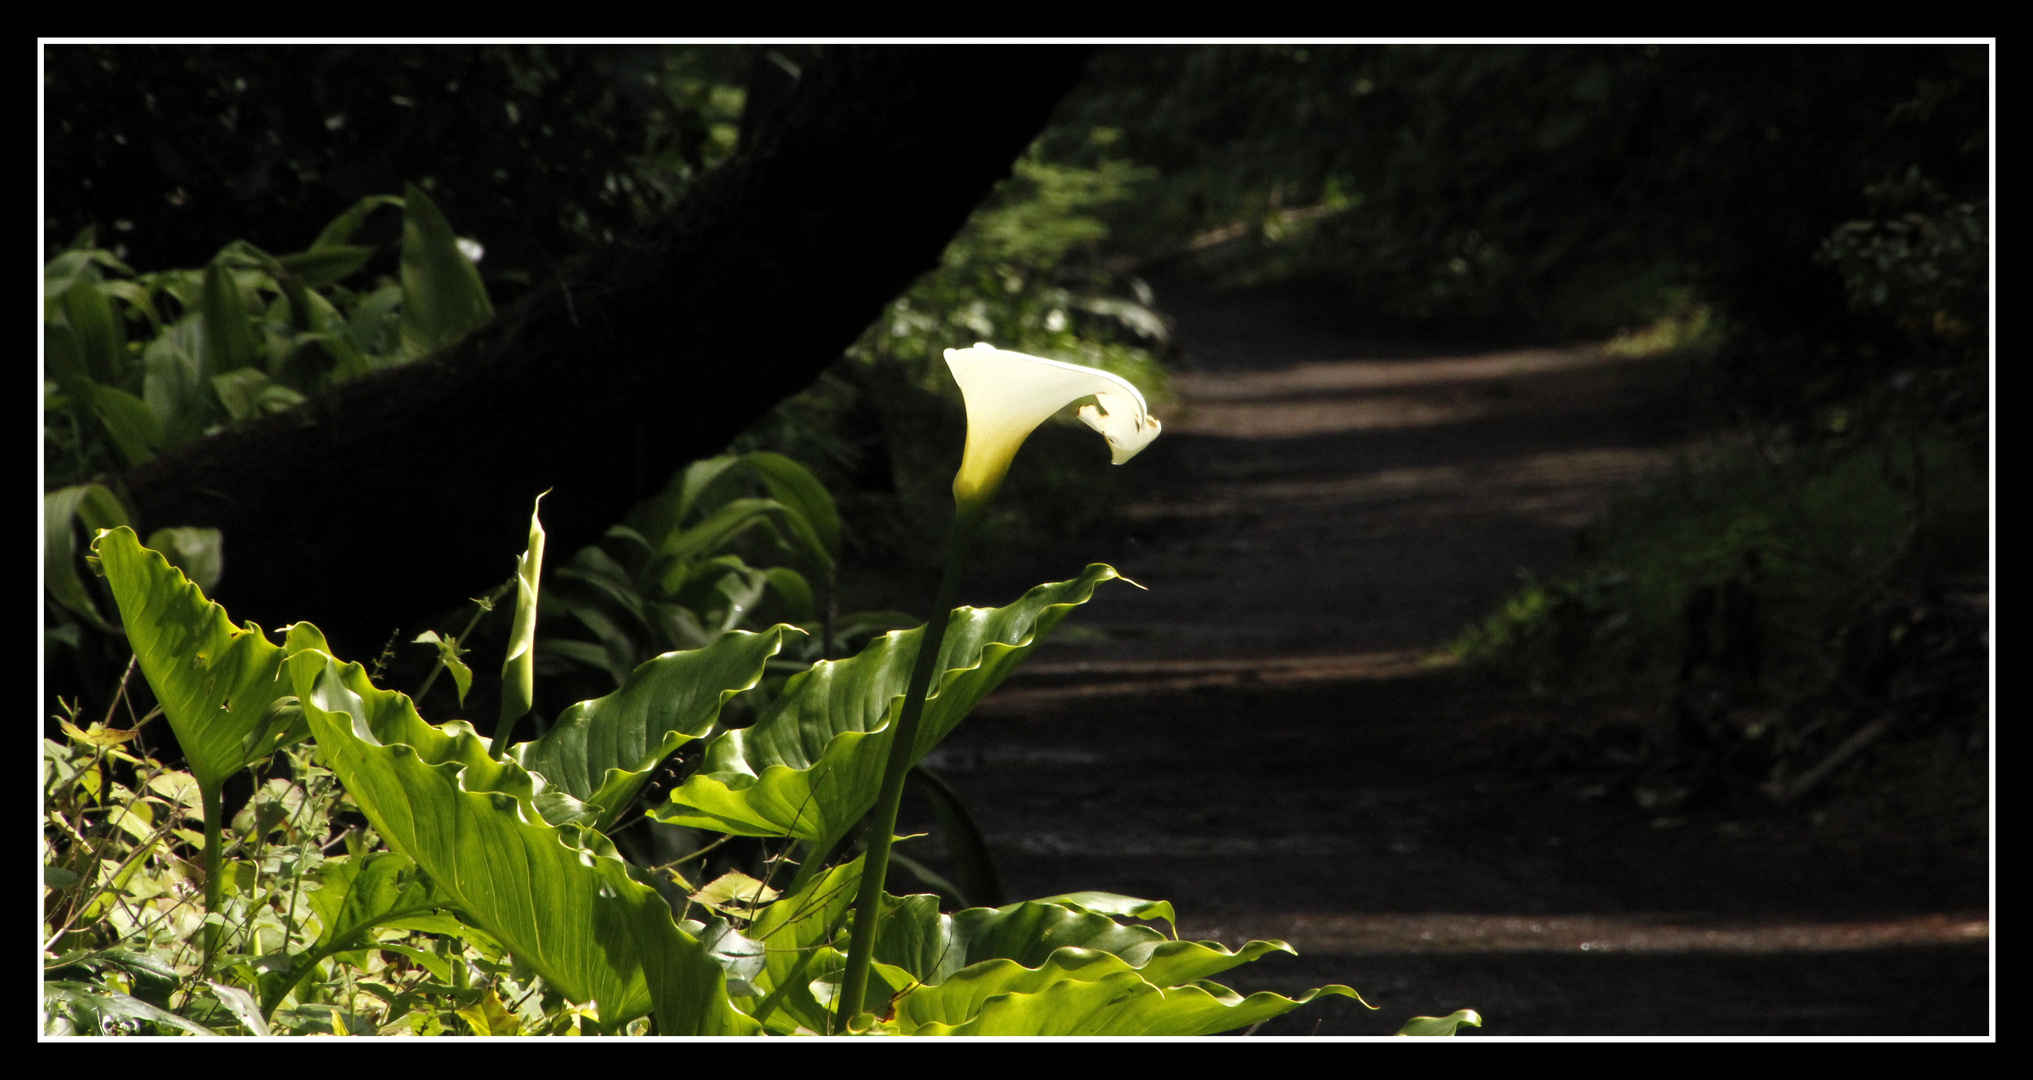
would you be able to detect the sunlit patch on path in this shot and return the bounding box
[981,649,1448,704]
[1165,346,1652,438]
[1178,912,1991,956]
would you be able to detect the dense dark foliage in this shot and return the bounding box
[44,44,745,301]
[1053,44,1987,427]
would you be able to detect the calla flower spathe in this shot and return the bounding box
[944,343,1162,515]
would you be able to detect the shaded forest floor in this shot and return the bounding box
[903,279,1992,1036]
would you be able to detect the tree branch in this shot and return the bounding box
[114,46,1095,656]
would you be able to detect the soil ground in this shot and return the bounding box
[903,280,1993,1037]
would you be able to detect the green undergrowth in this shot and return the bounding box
[1454,425,1988,816]
[43,524,1478,1037]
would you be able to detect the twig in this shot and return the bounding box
[654,833,734,871]
[1763,713,1899,805]
[100,655,137,730]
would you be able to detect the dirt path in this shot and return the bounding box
[912,282,1991,1036]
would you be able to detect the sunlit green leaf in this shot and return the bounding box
[689,871,780,917]
[93,527,306,792]
[456,988,522,1036]
[1397,1008,1483,1035]
[59,720,138,749]
[1033,892,1178,938]
[286,647,755,1034]
[897,970,1362,1036]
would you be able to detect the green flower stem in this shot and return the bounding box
[835,508,980,1030]
[201,783,224,963]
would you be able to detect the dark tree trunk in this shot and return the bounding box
[112,45,1095,658]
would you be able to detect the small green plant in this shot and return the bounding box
[49,345,1480,1037]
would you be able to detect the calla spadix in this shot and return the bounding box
[945,343,1161,515]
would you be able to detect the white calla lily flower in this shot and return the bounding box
[944,343,1162,515]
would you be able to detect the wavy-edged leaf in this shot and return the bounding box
[510,626,790,832]
[1034,892,1178,937]
[397,182,493,357]
[875,897,1260,989]
[93,527,306,792]
[286,648,753,1034]
[900,970,1362,1036]
[651,565,1122,850]
[1397,1008,1483,1035]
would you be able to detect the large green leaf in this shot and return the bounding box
[651,565,1122,851]
[869,891,1309,1035]
[508,627,793,832]
[286,648,754,1034]
[737,860,1296,1036]
[397,183,493,357]
[92,527,306,793]
[876,897,1219,986]
[896,970,1363,1036]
